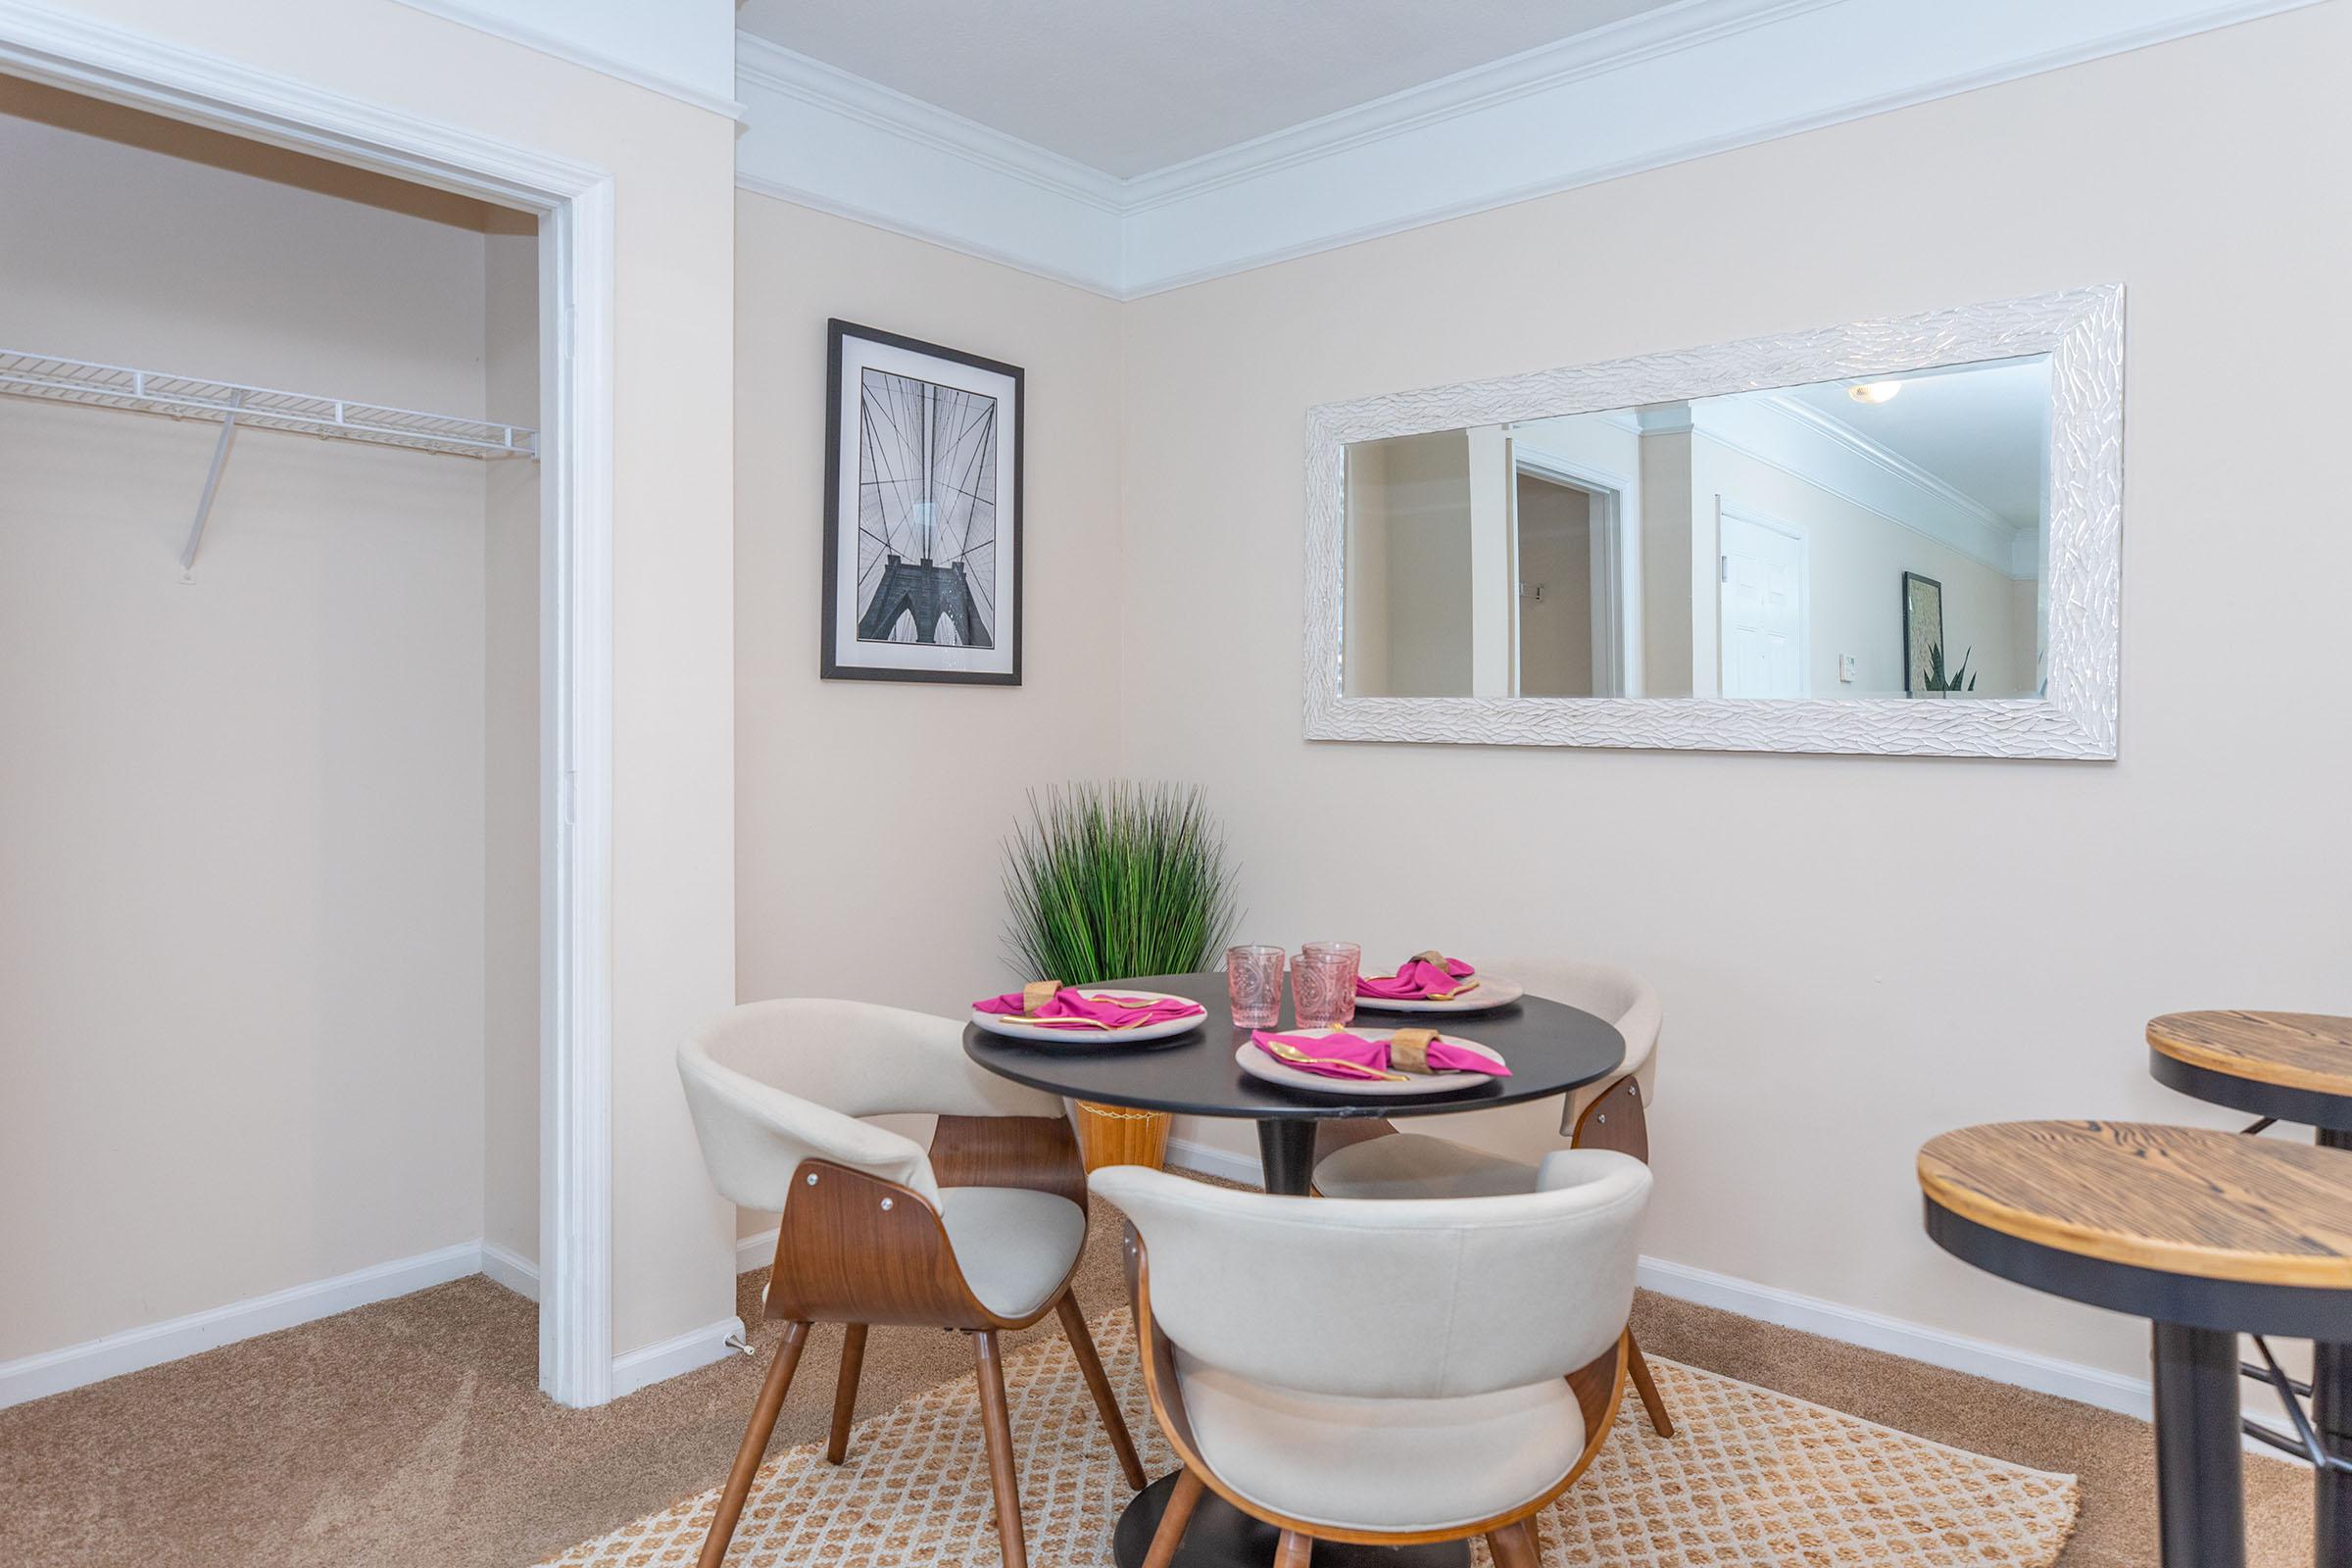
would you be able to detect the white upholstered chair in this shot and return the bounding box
[1309,958,1673,1435]
[1094,1152,1651,1568]
[677,999,1144,1568]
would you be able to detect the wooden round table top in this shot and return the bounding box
[1918,1120,2352,1289]
[2148,1011,2352,1101]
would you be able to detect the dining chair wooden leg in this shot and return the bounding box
[698,1320,810,1568]
[1275,1528,1315,1568]
[1056,1290,1147,1490]
[1626,1330,1675,1438]
[1141,1467,1205,1568]
[1485,1519,1540,1568]
[972,1330,1028,1568]
[825,1323,867,1464]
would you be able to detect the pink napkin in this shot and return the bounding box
[1355,955,1478,1001]
[1250,1029,1508,1079]
[974,988,1205,1032]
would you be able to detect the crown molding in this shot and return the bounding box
[1691,393,2026,577]
[735,0,2324,299]
[390,0,741,120]
[735,31,1124,296]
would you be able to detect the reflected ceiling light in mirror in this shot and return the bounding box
[1848,379,1904,404]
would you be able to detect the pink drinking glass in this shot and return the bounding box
[1293,949,1355,1030]
[1226,945,1288,1028]
[1302,942,1360,1026]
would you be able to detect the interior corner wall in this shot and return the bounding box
[24,0,743,1366]
[482,227,540,1269]
[0,100,493,1360]
[1112,3,2352,1387]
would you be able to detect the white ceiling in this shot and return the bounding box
[1785,359,2050,529]
[734,0,1682,177]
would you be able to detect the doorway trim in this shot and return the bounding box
[0,1,618,1406]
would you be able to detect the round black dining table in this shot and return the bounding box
[961,970,1627,1195]
[965,970,1627,1568]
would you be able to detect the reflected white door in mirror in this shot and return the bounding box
[1306,286,2122,759]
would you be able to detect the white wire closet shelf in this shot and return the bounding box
[0,349,537,460]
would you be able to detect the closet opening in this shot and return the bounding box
[0,62,611,1406]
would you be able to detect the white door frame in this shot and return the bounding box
[0,2,619,1406]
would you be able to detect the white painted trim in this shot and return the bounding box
[0,0,619,1407]
[736,1226,779,1276]
[734,0,2324,298]
[479,1241,539,1301]
[1635,1255,2155,1421]
[0,1243,485,1409]
[612,1315,748,1398]
[735,33,1124,298]
[390,0,742,120]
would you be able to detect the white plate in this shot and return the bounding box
[1351,976,1524,1014]
[1236,1029,1507,1097]
[970,989,1208,1047]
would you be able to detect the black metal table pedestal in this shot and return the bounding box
[1255,1119,1317,1196]
[2153,1324,2244,1568]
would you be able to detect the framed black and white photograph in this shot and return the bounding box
[821,319,1022,684]
[1902,570,1944,696]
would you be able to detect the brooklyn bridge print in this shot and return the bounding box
[855,367,998,650]
[822,320,1023,684]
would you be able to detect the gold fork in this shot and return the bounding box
[1257,1039,1412,1082]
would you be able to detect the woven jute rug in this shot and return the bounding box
[543,1311,2078,1567]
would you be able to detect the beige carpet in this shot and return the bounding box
[544,1308,2080,1568]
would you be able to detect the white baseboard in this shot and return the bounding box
[736,1226,778,1275]
[478,1240,540,1302]
[0,1240,484,1409]
[611,1314,747,1398]
[1634,1255,2154,1420]
[1165,1136,1261,1185]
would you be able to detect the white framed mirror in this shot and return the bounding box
[1303,285,2123,758]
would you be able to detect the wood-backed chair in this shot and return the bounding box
[1309,957,1675,1437]
[677,999,1146,1568]
[1093,1152,1650,1568]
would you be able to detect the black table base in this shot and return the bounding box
[2153,1324,2244,1568]
[1256,1119,1318,1196]
[1112,1471,1469,1568]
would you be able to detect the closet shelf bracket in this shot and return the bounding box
[178,391,244,583]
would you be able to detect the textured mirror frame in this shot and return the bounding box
[1302,285,2124,759]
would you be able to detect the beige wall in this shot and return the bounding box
[17,0,740,1360]
[0,101,508,1358]
[1115,4,2352,1384]
[731,194,1125,1240]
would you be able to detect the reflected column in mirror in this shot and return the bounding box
[1339,355,2051,701]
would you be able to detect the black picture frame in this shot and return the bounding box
[820,318,1024,685]
[1901,570,1944,697]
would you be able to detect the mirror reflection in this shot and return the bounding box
[1342,356,2050,700]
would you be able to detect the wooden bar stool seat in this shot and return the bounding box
[1919,1120,2352,1568]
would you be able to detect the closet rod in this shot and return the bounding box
[0,349,537,461]
[1,348,537,579]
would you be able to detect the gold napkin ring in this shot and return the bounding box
[1390,1028,1440,1074]
[1021,980,1062,1016]
[1410,950,1448,967]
